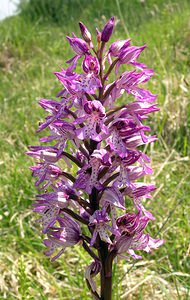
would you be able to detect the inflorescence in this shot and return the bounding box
[27,16,165,297]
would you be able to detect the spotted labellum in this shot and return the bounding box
[28,16,164,300]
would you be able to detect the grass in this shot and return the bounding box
[0,0,190,299]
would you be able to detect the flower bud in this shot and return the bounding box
[109,39,131,57]
[96,28,101,43]
[101,16,115,42]
[79,21,92,43]
[66,36,89,55]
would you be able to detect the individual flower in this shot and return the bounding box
[66,36,89,56]
[107,39,131,64]
[39,120,78,156]
[66,35,89,71]
[35,191,69,207]
[74,100,108,141]
[37,97,70,132]
[113,211,150,259]
[85,260,102,292]
[27,146,59,162]
[113,212,164,259]
[107,118,152,157]
[89,210,112,246]
[44,213,82,261]
[111,151,142,188]
[55,68,101,95]
[115,45,147,74]
[30,163,62,189]
[82,55,100,75]
[74,149,110,194]
[100,187,125,235]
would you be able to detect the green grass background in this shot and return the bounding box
[0,0,190,299]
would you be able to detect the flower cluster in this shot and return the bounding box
[28,17,164,298]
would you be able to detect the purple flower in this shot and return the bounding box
[124,183,156,199]
[111,152,142,188]
[85,260,101,292]
[27,146,59,162]
[91,149,111,166]
[115,45,146,74]
[55,68,101,95]
[82,55,100,75]
[143,237,165,253]
[40,120,78,156]
[89,210,112,246]
[100,187,124,209]
[66,36,89,72]
[107,118,152,157]
[104,68,156,107]
[44,213,82,261]
[109,39,131,56]
[30,163,62,189]
[119,45,146,64]
[108,39,131,64]
[37,97,70,132]
[100,187,125,235]
[74,149,110,194]
[75,100,108,141]
[113,212,150,258]
[66,36,89,56]
[116,212,164,258]
[34,191,69,209]
[116,212,149,234]
[36,206,60,234]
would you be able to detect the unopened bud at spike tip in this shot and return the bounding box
[79,21,92,43]
[96,28,101,43]
[66,36,89,55]
[101,16,115,42]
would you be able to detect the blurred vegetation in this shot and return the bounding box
[0,0,190,299]
[18,0,186,29]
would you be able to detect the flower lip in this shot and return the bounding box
[83,100,105,116]
[82,55,100,74]
[89,210,110,225]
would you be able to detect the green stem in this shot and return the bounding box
[98,41,106,101]
[103,58,119,83]
[62,151,83,167]
[62,171,76,183]
[61,208,88,225]
[99,241,113,300]
[82,241,99,261]
[103,172,120,187]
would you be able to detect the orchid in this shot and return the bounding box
[28,16,164,300]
